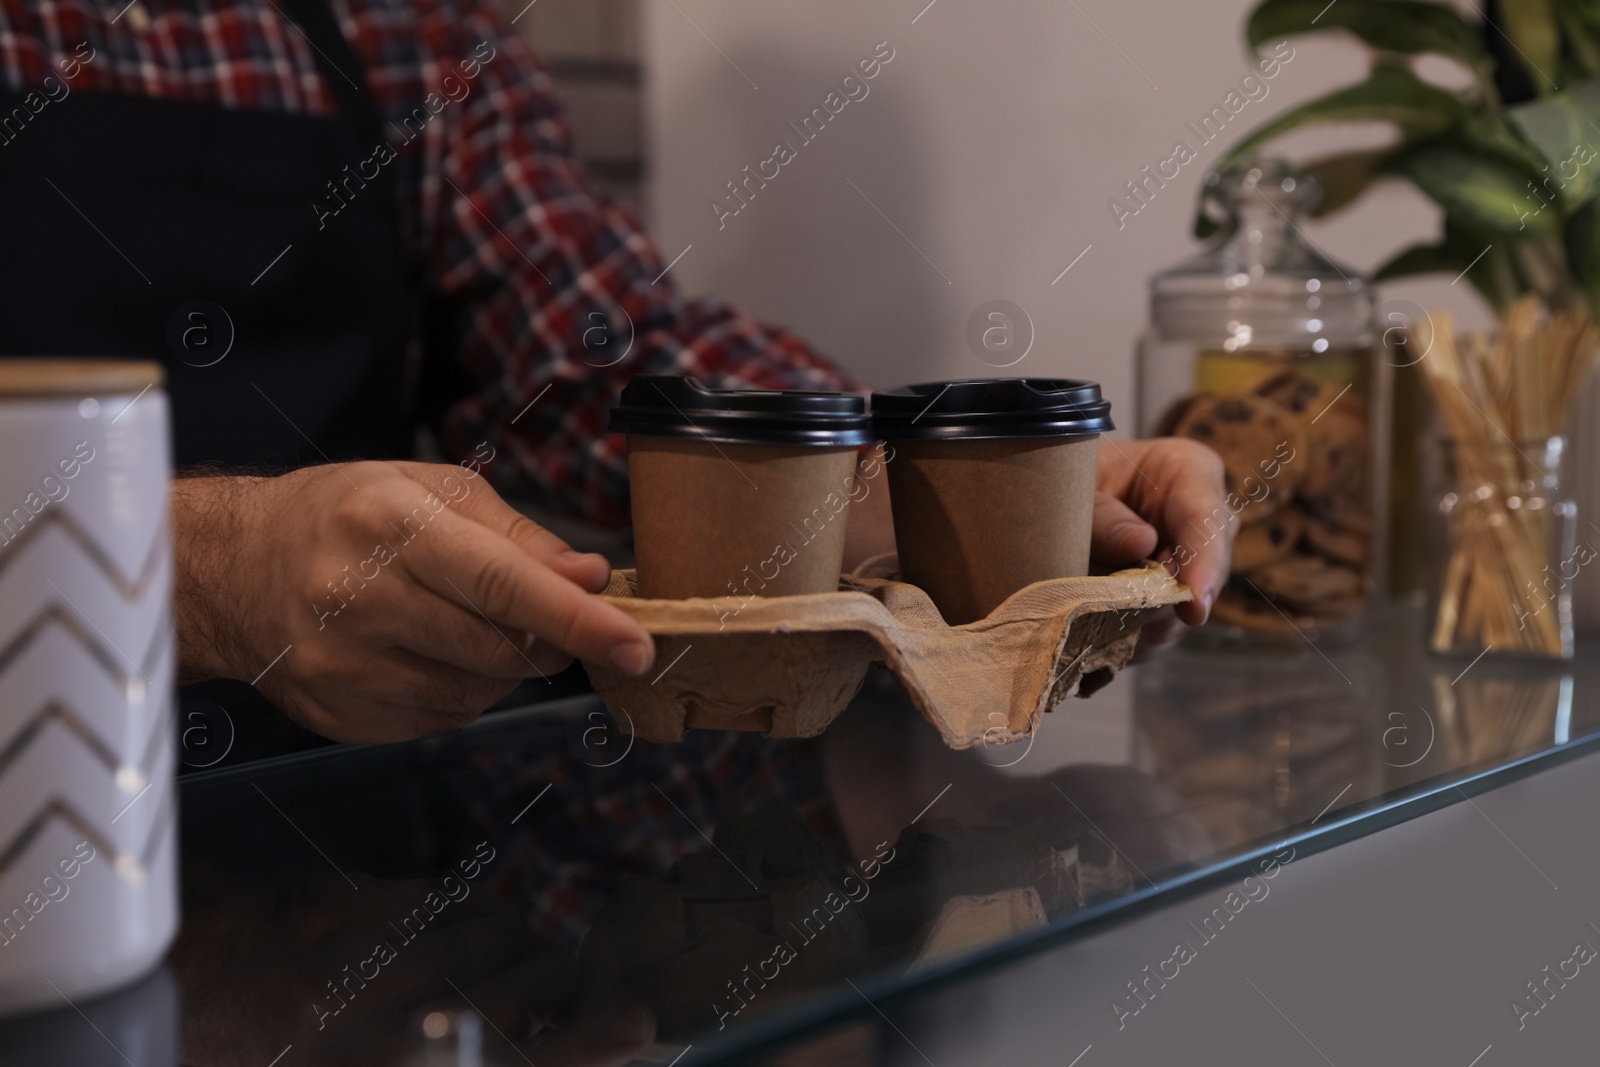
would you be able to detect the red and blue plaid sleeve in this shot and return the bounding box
[423,3,857,530]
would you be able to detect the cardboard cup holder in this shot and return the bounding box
[581,556,1190,749]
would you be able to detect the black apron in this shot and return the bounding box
[0,0,416,468]
[0,1,451,766]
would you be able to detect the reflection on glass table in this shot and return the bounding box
[9,602,1585,1067]
[167,692,1214,1066]
[1134,634,1385,849]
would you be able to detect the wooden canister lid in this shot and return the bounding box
[0,359,164,397]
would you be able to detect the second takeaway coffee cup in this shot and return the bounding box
[610,376,873,600]
[872,379,1113,624]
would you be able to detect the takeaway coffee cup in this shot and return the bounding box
[871,378,1113,624]
[610,376,873,600]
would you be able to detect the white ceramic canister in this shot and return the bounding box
[0,361,176,1015]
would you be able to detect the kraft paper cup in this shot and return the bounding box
[610,377,873,601]
[872,379,1113,625]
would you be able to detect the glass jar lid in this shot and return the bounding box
[1149,161,1371,350]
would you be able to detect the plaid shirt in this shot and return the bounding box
[0,0,853,527]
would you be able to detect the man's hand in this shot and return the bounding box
[173,461,655,743]
[1090,437,1235,630]
[842,436,1233,627]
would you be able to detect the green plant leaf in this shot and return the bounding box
[1216,64,1468,170]
[1508,78,1600,204]
[1383,138,1561,237]
[1462,112,1563,182]
[1246,0,1489,72]
[1302,149,1390,217]
[1499,0,1563,93]
[1563,195,1600,314]
[1556,0,1600,78]
[1513,239,1577,309]
[1374,243,1470,280]
[1373,221,1488,279]
[1374,224,1519,311]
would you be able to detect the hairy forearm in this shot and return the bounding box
[171,473,259,686]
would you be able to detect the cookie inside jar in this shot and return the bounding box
[1159,356,1378,642]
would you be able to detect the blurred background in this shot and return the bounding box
[503,0,1492,385]
[502,0,1599,746]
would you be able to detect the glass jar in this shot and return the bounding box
[1137,161,1390,647]
[1425,436,1578,660]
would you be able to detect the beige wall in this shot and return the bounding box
[639,0,1494,400]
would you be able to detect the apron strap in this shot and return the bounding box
[274,0,432,433]
[274,0,475,440]
[276,0,388,149]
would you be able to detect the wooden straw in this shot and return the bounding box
[1416,299,1595,657]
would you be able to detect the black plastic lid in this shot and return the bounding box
[871,378,1113,440]
[608,375,873,447]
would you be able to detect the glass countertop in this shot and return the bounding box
[65,603,1600,1065]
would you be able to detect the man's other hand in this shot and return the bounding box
[1091,437,1235,645]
